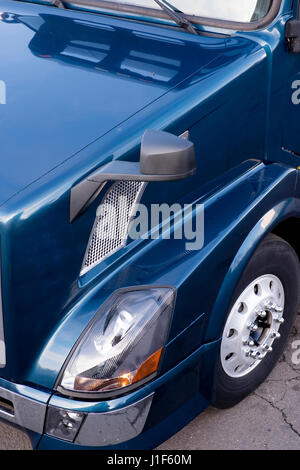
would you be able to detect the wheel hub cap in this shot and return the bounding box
[221,274,285,378]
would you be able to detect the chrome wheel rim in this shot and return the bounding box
[221,274,285,378]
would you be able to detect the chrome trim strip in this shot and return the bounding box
[75,393,154,446]
[0,385,48,434]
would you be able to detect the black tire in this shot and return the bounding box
[213,233,300,409]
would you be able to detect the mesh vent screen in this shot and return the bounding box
[81,180,145,274]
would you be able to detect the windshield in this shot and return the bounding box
[104,0,273,23]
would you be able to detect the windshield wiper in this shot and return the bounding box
[49,0,67,8]
[48,0,197,34]
[153,0,198,35]
[49,0,197,34]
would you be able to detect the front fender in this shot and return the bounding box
[28,161,299,392]
[205,196,300,342]
[161,161,299,380]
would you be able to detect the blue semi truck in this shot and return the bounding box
[0,0,299,449]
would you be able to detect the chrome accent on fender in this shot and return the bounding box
[0,384,49,434]
[75,393,154,447]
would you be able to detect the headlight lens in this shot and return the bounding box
[59,287,175,395]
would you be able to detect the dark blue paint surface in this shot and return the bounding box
[0,0,299,449]
[0,1,223,203]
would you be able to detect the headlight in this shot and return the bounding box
[58,287,175,396]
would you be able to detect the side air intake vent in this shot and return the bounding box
[81,180,146,275]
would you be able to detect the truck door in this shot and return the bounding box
[283,2,300,155]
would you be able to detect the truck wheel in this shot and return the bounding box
[214,233,300,409]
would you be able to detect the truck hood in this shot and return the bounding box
[0,1,224,205]
[0,3,271,388]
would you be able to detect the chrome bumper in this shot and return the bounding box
[0,377,154,447]
[0,382,48,434]
[75,394,153,446]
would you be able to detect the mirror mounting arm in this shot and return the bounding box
[70,130,196,222]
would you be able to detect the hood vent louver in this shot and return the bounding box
[81,180,146,275]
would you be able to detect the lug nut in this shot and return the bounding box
[248,322,258,332]
[246,350,256,358]
[264,302,283,313]
[272,332,281,339]
[256,309,267,319]
[264,301,275,310]
[249,350,261,359]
